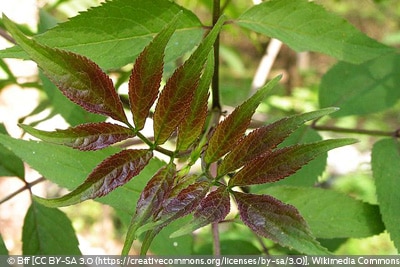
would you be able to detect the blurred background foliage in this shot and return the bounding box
[1,0,399,255]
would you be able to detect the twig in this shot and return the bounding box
[211,0,221,112]
[212,222,221,256]
[0,177,46,205]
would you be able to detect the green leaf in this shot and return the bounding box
[3,15,129,124]
[129,14,180,131]
[260,186,384,239]
[153,16,226,145]
[22,201,80,255]
[0,0,203,70]
[34,149,153,207]
[319,53,400,117]
[233,191,329,255]
[170,185,230,238]
[372,138,400,251]
[218,108,338,176]
[176,52,214,151]
[0,125,24,179]
[204,75,281,164]
[237,0,393,64]
[20,123,135,151]
[229,138,357,187]
[0,234,8,255]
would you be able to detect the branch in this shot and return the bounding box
[0,177,46,205]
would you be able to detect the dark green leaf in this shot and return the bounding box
[0,125,24,179]
[0,234,8,255]
[171,185,230,238]
[319,53,400,117]
[195,239,261,255]
[229,138,356,187]
[22,201,80,255]
[0,0,203,70]
[237,0,393,64]
[204,75,281,164]
[260,186,384,239]
[20,123,135,151]
[34,149,153,207]
[218,108,338,176]
[3,15,129,124]
[129,14,180,130]
[233,191,329,255]
[372,138,400,251]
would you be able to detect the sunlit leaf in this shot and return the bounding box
[170,185,230,238]
[3,15,129,124]
[260,186,384,238]
[237,0,393,64]
[129,14,180,130]
[20,123,135,151]
[233,191,329,254]
[218,108,338,176]
[372,138,400,251]
[204,75,281,164]
[153,16,226,145]
[34,149,153,207]
[22,201,80,255]
[123,164,176,255]
[229,138,356,187]
[176,52,214,151]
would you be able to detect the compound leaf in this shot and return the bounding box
[129,14,180,130]
[204,75,281,164]
[218,108,338,176]
[22,201,80,255]
[34,149,153,207]
[171,185,230,238]
[0,0,203,70]
[229,138,356,187]
[233,191,329,255]
[372,138,400,251]
[20,123,135,151]
[3,15,129,124]
[237,0,392,64]
[0,125,24,179]
[153,16,225,145]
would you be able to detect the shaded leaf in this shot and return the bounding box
[0,234,8,255]
[20,123,135,151]
[319,53,400,117]
[3,15,128,124]
[176,52,214,151]
[218,108,338,176]
[237,0,393,64]
[171,185,230,238]
[0,124,24,179]
[129,14,180,130]
[0,0,203,70]
[122,164,176,255]
[259,186,384,239]
[34,149,153,207]
[153,16,226,145]
[22,201,80,255]
[204,75,281,164]
[372,138,400,251]
[233,191,329,255]
[229,138,356,187]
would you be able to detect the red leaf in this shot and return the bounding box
[204,75,281,164]
[218,108,339,175]
[129,15,179,130]
[153,16,226,145]
[229,139,356,187]
[20,123,135,150]
[233,191,328,254]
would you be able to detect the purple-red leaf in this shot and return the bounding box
[20,123,135,151]
[176,53,213,151]
[153,16,226,145]
[233,191,329,254]
[229,138,356,187]
[3,16,128,124]
[129,15,180,130]
[170,185,230,238]
[34,149,153,207]
[218,108,339,175]
[204,75,281,164]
